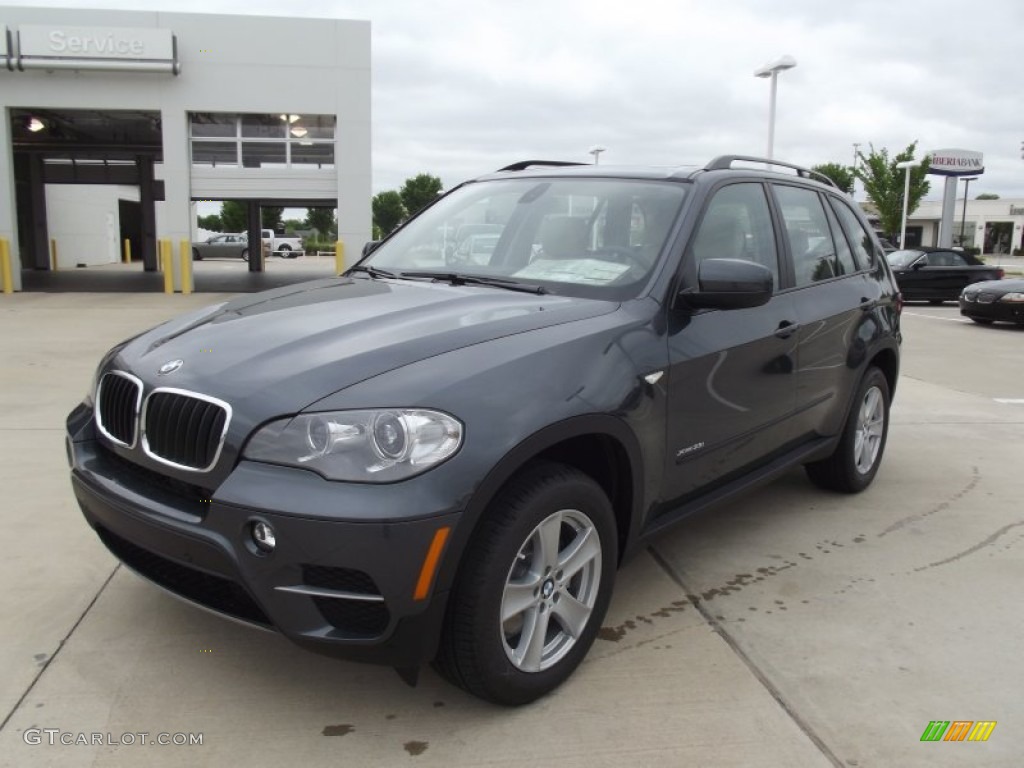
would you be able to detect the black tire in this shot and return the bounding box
[192,248,202,261]
[805,367,890,493]
[970,317,994,325]
[433,462,617,706]
[928,299,944,305]
[240,249,248,262]
[278,245,293,258]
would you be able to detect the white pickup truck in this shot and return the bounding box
[262,229,303,258]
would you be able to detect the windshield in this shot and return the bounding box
[886,249,923,268]
[362,178,688,299]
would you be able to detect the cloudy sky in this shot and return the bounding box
[9,0,1024,200]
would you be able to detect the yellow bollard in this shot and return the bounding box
[161,240,173,294]
[123,238,132,264]
[179,240,192,295]
[1,239,12,294]
[334,240,345,275]
[50,239,59,271]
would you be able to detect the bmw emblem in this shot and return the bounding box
[158,359,184,375]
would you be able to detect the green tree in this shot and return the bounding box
[854,142,931,240]
[975,193,999,200]
[811,162,854,194]
[372,191,406,236]
[219,200,247,233]
[399,173,443,216]
[282,218,305,235]
[197,214,222,232]
[305,207,336,239]
[261,206,284,232]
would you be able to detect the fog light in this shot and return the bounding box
[251,521,276,553]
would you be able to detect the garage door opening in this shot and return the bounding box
[11,107,165,290]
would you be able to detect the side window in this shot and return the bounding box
[822,200,858,276]
[931,250,967,267]
[829,198,876,270]
[774,185,838,287]
[691,183,778,288]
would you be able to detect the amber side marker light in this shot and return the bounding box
[414,526,451,601]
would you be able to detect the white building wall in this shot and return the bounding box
[0,7,371,290]
[908,199,1024,254]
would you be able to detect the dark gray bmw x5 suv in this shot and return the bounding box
[66,156,902,705]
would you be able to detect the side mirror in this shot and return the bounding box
[911,259,927,270]
[362,240,381,257]
[680,258,773,310]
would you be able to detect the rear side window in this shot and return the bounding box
[690,183,779,288]
[774,185,842,286]
[829,198,877,270]
[822,200,859,276]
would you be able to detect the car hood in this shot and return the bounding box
[115,276,618,414]
[965,277,1024,293]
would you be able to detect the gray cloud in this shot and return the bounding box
[8,0,1023,198]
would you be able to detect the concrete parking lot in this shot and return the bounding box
[0,293,1021,767]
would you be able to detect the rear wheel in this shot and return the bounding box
[434,462,617,705]
[806,367,890,493]
[240,248,249,262]
[278,244,293,258]
[192,248,202,261]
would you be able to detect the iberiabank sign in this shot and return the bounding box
[927,149,984,176]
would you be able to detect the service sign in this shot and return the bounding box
[15,24,177,74]
[927,148,984,176]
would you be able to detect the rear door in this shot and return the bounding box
[662,182,798,504]
[777,187,887,441]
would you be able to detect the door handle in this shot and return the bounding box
[774,320,800,339]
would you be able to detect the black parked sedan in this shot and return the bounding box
[960,278,1024,325]
[887,247,1003,304]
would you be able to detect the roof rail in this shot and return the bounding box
[497,160,588,172]
[704,155,838,188]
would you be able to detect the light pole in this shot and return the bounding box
[588,145,606,165]
[896,160,920,250]
[959,176,978,246]
[753,55,797,160]
[851,142,861,199]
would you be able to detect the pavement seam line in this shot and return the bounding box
[647,545,844,768]
[0,564,121,735]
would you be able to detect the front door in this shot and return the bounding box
[663,182,798,505]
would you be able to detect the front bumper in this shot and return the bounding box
[67,434,459,669]
[959,296,1024,323]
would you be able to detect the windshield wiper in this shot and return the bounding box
[347,264,400,279]
[400,271,547,295]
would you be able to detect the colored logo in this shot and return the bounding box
[920,721,996,742]
[158,359,183,375]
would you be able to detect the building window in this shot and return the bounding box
[190,112,335,168]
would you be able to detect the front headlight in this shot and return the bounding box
[999,292,1024,303]
[243,409,463,482]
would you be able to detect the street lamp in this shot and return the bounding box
[753,55,797,160]
[959,176,978,246]
[851,142,861,199]
[895,160,920,250]
[588,145,606,165]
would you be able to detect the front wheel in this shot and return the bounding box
[805,367,890,493]
[192,248,202,261]
[970,317,994,325]
[239,248,249,262]
[434,462,617,705]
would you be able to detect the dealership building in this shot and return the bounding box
[0,6,370,291]
[901,198,1024,255]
